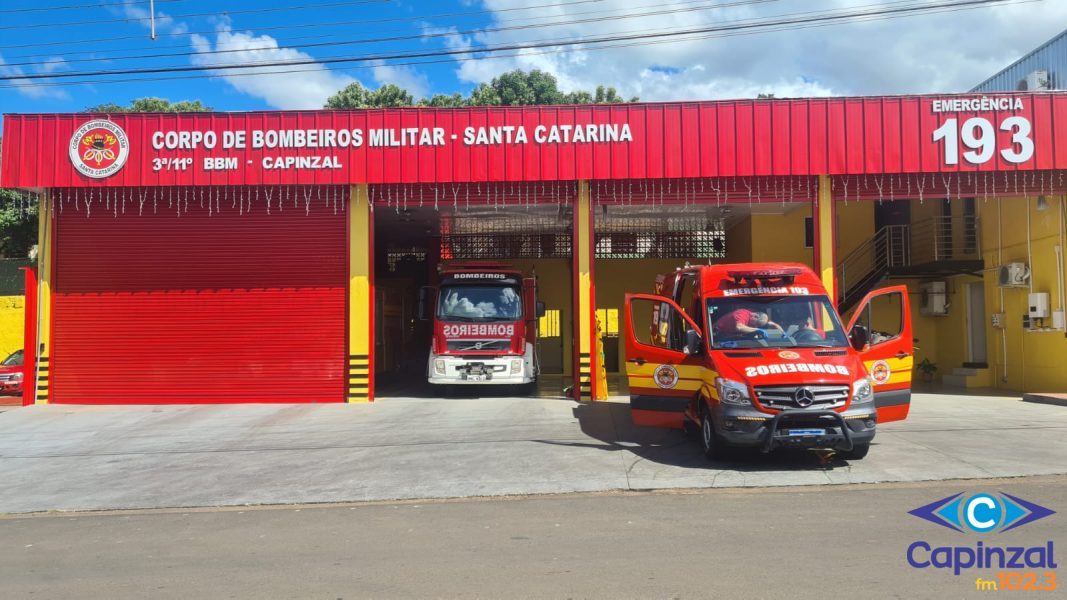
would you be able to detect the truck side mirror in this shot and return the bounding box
[683,328,703,356]
[849,325,870,351]
[417,286,435,321]
[536,301,546,319]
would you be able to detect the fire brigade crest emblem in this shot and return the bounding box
[653,364,679,389]
[69,119,129,179]
[870,360,892,385]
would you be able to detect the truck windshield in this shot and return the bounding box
[706,296,849,349]
[437,285,523,322]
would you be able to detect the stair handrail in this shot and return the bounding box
[835,224,910,306]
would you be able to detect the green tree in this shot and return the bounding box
[324,82,371,108]
[0,188,37,259]
[366,84,414,108]
[325,70,639,108]
[417,92,467,108]
[325,82,416,108]
[468,69,567,106]
[84,97,212,112]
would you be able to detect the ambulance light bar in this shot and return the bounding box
[726,268,802,286]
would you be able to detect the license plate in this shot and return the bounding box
[787,429,824,436]
[466,374,486,381]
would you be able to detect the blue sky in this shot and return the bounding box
[0,0,495,115]
[1,0,1064,126]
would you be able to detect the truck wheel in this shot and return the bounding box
[842,443,870,460]
[682,417,700,440]
[700,405,718,460]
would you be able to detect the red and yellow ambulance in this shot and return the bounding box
[624,263,913,460]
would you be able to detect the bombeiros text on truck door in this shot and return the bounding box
[623,263,914,460]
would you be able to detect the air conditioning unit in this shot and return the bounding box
[998,262,1030,288]
[920,281,948,316]
[1022,70,1051,91]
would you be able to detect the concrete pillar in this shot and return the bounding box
[813,175,837,305]
[348,184,374,402]
[572,181,597,400]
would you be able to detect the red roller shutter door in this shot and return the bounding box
[51,189,346,404]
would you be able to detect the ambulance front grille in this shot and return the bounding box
[754,385,849,410]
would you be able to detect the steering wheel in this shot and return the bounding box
[793,329,823,343]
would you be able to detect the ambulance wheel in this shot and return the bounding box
[699,405,719,460]
[842,443,870,460]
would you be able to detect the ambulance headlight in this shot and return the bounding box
[510,359,522,375]
[434,359,446,375]
[852,378,873,404]
[715,378,750,406]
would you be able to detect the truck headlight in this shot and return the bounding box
[434,359,446,375]
[852,377,873,404]
[11,372,22,383]
[510,359,522,375]
[715,377,751,406]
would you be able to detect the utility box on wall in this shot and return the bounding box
[1029,292,1050,319]
[920,281,948,316]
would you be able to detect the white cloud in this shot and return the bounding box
[441,0,1067,99]
[372,60,431,98]
[0,55,69,100]
[190,26,357,109]
[114,1,356,108]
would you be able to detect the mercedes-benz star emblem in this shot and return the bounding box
[793,387,815,408]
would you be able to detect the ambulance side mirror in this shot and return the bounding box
[536,301,546,319]
[418,286,435,321]
[683,328,703,356]
[849,325,870,351]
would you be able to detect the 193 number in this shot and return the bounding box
[932,116,1034,165]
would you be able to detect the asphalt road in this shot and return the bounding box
[2,475,1064,599]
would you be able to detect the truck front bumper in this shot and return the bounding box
[712,403,876,452]
[428,355,534,385]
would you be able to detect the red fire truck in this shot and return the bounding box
[422,263,544,390]
[624,263,913,460]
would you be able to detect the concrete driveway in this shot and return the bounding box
[1,392,1065,513]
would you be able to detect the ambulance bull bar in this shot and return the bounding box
[760,409,853,453]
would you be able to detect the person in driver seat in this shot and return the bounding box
[713,308,783,336]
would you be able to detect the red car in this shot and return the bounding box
[0,350,24,395]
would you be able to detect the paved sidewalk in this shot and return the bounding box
[1,392,1065,513]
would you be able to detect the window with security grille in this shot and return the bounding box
[386,247,427,273]
[440,233,572,259]
[439,208,572,259]
[594,231,726,259]
[594,208,727,259]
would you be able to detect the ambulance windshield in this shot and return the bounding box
[706,296,848,349]
[438,285,523,322]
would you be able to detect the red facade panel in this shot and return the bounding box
[3,93,1066,189]
[51,190,346,404]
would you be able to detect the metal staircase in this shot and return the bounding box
[835,216,982,313]
[836,225,909,312]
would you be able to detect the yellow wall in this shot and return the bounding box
[751,210,813,265]
[595,258,708,372]
[509,258,573,376]
[730,201,873,271]
[882,195,1067,392]
[978,195,1067,391]
[0,296,23,358]
[726,216,753,263]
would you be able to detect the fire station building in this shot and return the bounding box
[3,90,1067,404]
